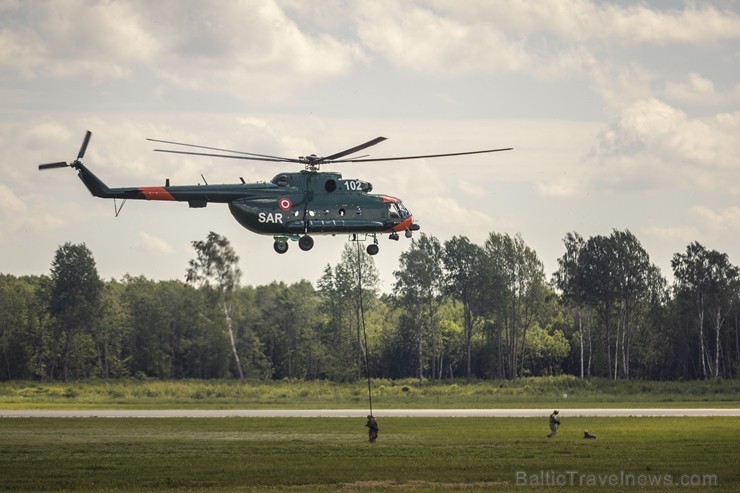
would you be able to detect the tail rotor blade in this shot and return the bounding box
[39,161,69,170]
[77,130,92,160]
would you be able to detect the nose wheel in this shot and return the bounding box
[273,235,314,253]
[366,244,379,255]
[273,240,289,254]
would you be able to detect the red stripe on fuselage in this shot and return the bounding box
[140,187,176,201]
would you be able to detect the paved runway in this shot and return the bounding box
[2,408,739,418]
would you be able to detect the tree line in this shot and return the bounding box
[1,229,739,382]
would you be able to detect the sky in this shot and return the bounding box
[1,0,740,292]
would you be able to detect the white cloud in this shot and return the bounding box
[456,179,489,199]
[595,3,740,45]
[664,72,740,105]
[481,1,740,45]
[0,184,67,240]
[589,99,740,193]
[690,205,740,234]
[0,0,157,82]
[21,120,73,150]
[643,224,700,243]
[537,175,583,198]
[145,0,365,102]
[354,1,740,78]
[0,184,26,215]
[355,1,529,75]
[136,232,175,256]
[0,0,364,101]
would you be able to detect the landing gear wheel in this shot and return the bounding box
[366,244,379,256]
[273,241,289,254]
[298,235,314,251]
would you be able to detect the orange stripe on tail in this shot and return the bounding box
[140,187,176,201]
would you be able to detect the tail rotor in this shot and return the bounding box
[38,130,92,171]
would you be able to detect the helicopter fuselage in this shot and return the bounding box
[228,170,414,236]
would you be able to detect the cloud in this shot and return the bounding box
[0,184,26,215]
[643,224,700,243]
[690,205,740,234]
[537,175,583,198]
[0,0,364,101]
[0,0,157,82]
[589,99,740,193]
[0,184,66,240]
[353,1,740,78]
[150,1,365,102]
[355,1,530,75]
[646,205,740,254]
[21,120,73,150]
[477,1,740,45]
[136,232,175,256]
[664,72,740,105]
[589,3,740,45]
[4,1,738,111]
[456,179,489,199]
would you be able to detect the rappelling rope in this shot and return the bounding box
[356,240,373,417]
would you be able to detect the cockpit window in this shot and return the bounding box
[272,174,289,187]
[389,201,410,218]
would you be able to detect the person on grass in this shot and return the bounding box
[365,415,379,443]
[547,410,560,438]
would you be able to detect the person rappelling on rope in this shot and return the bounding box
[355,241,377,443]
[365,414,379,443]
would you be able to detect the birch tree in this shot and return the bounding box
[443,236,486,379]
[186,232,245,381]
[483,233,547,379]
[553,232,590,378]
[394,234,444,382]
[672,242,739,379]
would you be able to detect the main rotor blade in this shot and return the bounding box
[322,136,387,162]
[332,147,513,163]
[77,131,92,160]
[147,138,294,162]
[39,161,69,170]
[153,149,303,163]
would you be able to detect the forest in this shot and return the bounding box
[1,229,739,382]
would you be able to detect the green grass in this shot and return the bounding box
[1,377,739,409]
[0,416,738,492]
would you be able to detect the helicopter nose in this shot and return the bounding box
[390,217,417,233]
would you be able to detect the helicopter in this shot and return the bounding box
[39,131,512,255]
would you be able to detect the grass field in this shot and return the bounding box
[1,378,738,491]
[1,377,739,409]
[1,416,738,492]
